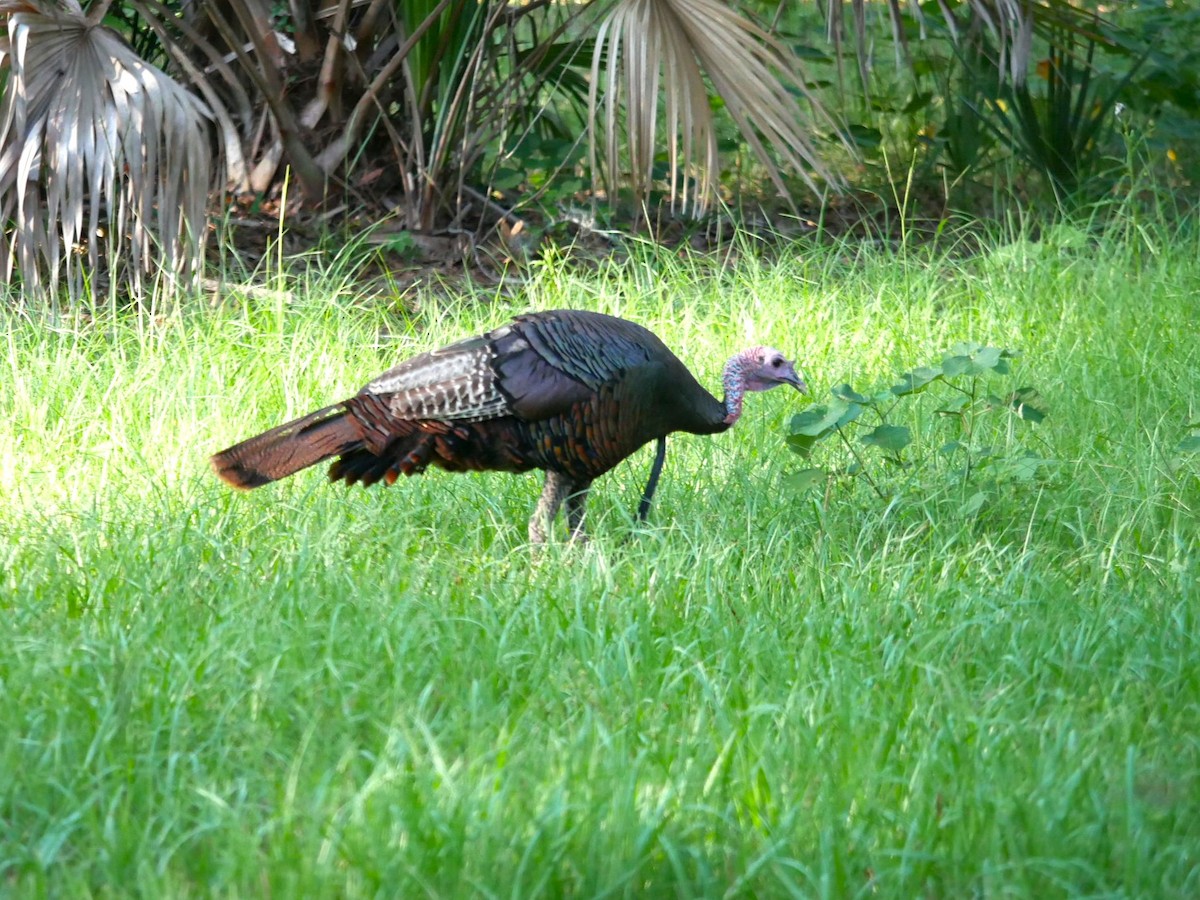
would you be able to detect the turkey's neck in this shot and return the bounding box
[680,352,753,435]
[719,354,753,427]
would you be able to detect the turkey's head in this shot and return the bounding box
[721,346,806,425]
[741,347,806,394]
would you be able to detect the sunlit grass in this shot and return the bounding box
[2,217,1198,896]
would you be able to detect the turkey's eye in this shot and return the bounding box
[771,357,784,368]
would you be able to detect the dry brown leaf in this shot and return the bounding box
[0,0,212,302]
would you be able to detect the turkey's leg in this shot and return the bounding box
[529,470,574,544]
[637,437,667,521]
[530,472,592,543]
[565,480,592,542]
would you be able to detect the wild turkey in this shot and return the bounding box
[211,309,806,542]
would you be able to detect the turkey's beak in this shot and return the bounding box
[781,365,807,393]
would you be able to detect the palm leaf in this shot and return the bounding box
[0,0,212,303]
[590,0,845,216]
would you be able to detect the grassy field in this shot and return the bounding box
[2,219,1199,897]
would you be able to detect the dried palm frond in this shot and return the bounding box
[590,0,845,216]
[0,0,213,304]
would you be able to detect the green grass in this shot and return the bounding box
[2,220,1199,897]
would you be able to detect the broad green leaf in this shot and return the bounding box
[892,366,942,396]
[789,403,846,437]
[1177,435,1200,454]
[783,468,827,492]
[491,167,525,189]
[860,425,912,452]
[847,124,882,149]
[786,433,818,456]
[973,346,1003,370]
[941,355,974,377]
[1005,455,1052,482]
[790,44,832,62]
[937,395,970,415]
[836,402,865,428]
[942,345,1010,377]
[1012,403,1046,423]
[942,345,1015,377]
[902,91,934,114]
[831,383,871,404]
[940,441,966,456]
[1008,388,1047,423]
[961,491,987,517]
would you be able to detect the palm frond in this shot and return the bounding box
[0,0,213,303]
[590,0,845,216]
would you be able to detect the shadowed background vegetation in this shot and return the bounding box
[1,0,1197,305]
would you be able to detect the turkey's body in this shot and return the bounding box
[212,310,737,541]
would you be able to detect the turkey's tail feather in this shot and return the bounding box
[211,405,363,490]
